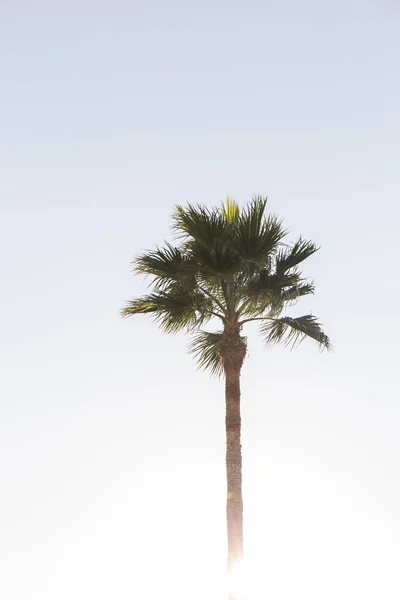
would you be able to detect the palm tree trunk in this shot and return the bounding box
[225,359,243,572]
[221,323,247,598]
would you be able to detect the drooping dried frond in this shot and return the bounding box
[189,330,224,377]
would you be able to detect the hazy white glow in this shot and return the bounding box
[1,452,399,600]
[228,561,250,600]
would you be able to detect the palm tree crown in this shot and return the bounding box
[123,195,330,588]
[122,196,331,372]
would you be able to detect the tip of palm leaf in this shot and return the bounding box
[221,197,240,223]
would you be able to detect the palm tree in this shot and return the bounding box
[122,196,330,597]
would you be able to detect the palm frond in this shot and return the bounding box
[221,197,240,223]
[189,330,224,377]
[121,297,160,316]
[234,196,287,265]
[171,203,241,278]
[134,243,196,287]
[172,203,228,244]
[276,237,318,273]
[260,315,332,350]
[189,238,240,279]
[237,269,303,317]
[265,282,316,318]
[247,269,303,295]
[121,287,212,333]
[281,282,315,303]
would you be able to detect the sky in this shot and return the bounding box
[0,0,399,598]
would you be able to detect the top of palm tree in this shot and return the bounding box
[122,196,331,376]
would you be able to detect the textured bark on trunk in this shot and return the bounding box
[225,361,243,567]
[220,322,247,598]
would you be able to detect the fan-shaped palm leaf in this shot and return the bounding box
[236,268,302,318]
[233,196,287,266]
[121,287,212,333]
[276,237,318,273]
[172,203,228,244]
[135,243,197,287]
[261,315,331,349]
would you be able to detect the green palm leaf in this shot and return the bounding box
[134,243,196,287]
[172,203,228,244]
[276,237,318,273]
[237,269,303,318]
[173,203,240,278]
[261,315,331,350]
[281,282,315,302]
[121,287,212,333]
[234,196,287,265]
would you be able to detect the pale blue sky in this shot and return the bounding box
[1,1,399,598]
